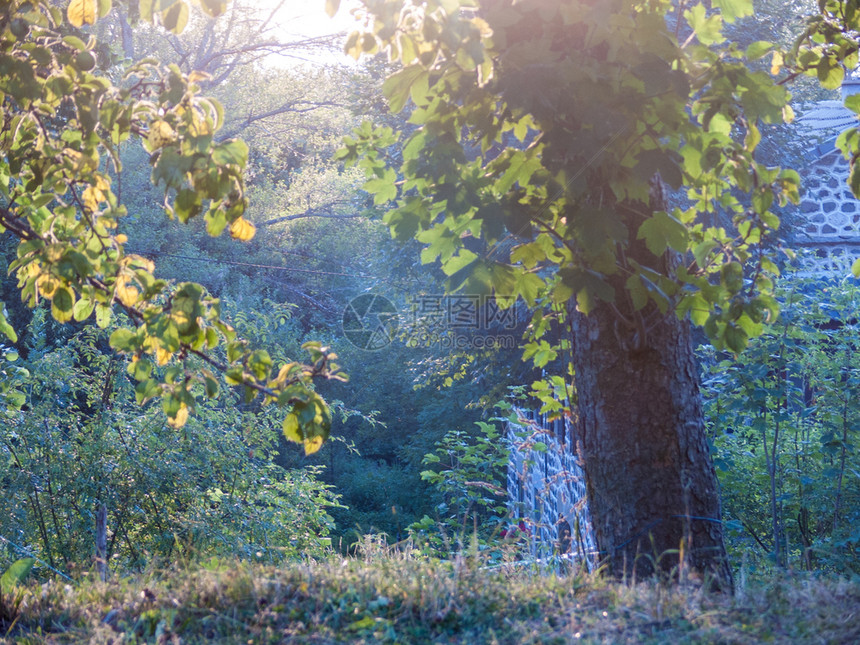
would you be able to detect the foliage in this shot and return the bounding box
[336,0,804,358]
[0,312,343,573]
[0,557,34,634]
[414,421,509,540]
[703,273,860,573]
[5,556,860,642]
[0,0,344,453]
[790,1,860,254]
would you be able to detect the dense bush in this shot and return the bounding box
[0,309,342,575]
[703,275,860,573]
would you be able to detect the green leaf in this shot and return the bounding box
[110,328,138,352]
[692,240,717,269]
[0,307,17,343]
[128,357,153,381]
[633,149,683,189]
[211,139,249,167]
[202,371,219,398]
[723,322,748,353]
[745,41,774,61]
[626,274,649,311]
[283,395,331,456]
[73,297,95,322]
[713,0,753,23]
[1,558,35,589]
[817,59,844,90]
[382,65,426,113]
[523,340,557,368]
[495,150,542,195]
[721,262,744,292]
[684,4,724,45]
[95,303,112,329]
[515,271,544,307]
[161,0,189,34]
[849,161,860,200]
[204,207,228,237]
[363,168,398,204]
[852,257,860,278]
[677,293,710,326]
[637,211,689,256]
[441,250,478,277]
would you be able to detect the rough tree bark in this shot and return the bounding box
[569,185,733,590]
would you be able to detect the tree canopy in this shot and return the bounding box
[0,0,344,453]
[337,0,806,355]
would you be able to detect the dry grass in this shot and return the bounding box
[3,552,860,643]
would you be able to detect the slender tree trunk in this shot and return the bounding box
[833,391,849,532]
[569,188,732,590]
[95,504,108,582]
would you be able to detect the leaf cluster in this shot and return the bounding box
[336,0,810,357]
[0,0,344,452]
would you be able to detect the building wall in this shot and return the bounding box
[798,149,860,275]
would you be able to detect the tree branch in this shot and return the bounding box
[259,202,362,227]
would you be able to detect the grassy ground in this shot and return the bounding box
[3,552,860,644]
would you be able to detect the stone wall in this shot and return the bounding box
[506,408,597,565]
[798,148,860,275]
[795,96,860,276]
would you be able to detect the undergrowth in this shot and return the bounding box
[3,550,860,644]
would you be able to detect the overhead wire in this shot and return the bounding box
[0,533,73,581]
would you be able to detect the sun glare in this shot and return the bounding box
[257,0,358,38]
[250,0,360,66]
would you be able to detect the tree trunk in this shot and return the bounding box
[569,195,733,590]
[95,503,108,582]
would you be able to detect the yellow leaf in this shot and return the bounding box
[36,274,59,299]
[188,70,211,83]
[282,412,301,443]
[82,184,106,211]
[147,120,176,150]
[304,435,324,455]
[145,336,173,366]
[123,255,155,273]
[116,234,128,244]
[67,0,97,27]
[115,275,139,307]
[46,244,64,263]
[229,217,256,241]
[189,108,212,136]
[167,403,189,429]
[770,50,783,76]
[155,346,172,366]
[51,285,76,323]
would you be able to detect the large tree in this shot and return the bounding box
[333,0,838,588]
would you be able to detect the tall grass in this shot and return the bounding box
[4,544,860,644]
